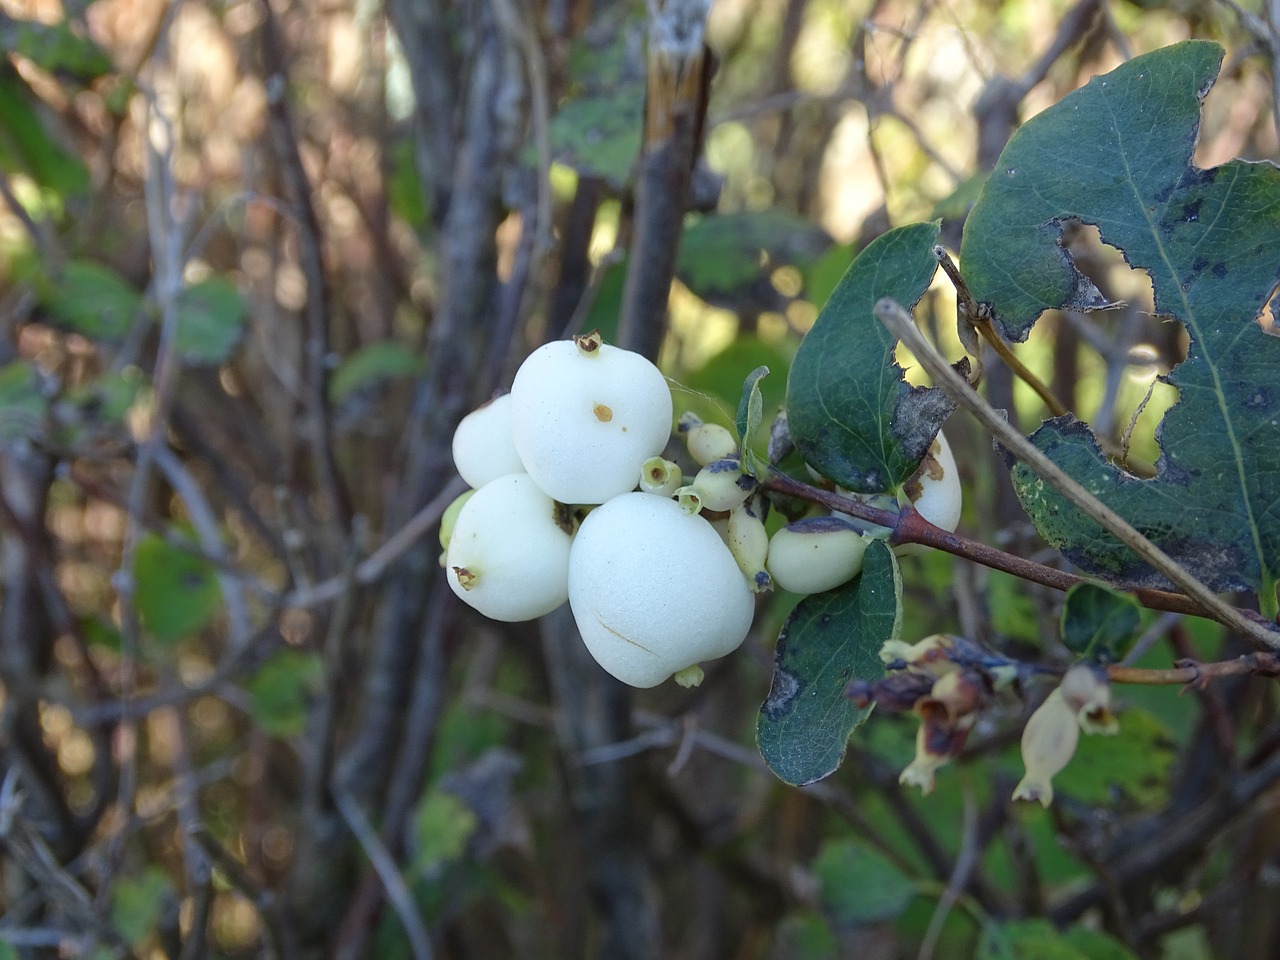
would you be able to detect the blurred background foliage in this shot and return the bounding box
[1,0,1279,958]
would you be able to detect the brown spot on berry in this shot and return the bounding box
[594,403,613,422]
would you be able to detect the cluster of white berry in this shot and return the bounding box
[441,332,963,689]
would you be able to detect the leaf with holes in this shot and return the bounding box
[960,41,1280,617]
[786,222,956,494]
[757,540,900,786]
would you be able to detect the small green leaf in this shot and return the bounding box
[1060,582,1141,661]
[110,866,170,948]
[40,260,141,339]
[547,87,644,187]
[813,838,916,925]
[1055,708,1173,808]
[1,17,114,80]
[961,42,1280,615]
[412,788,478,872]
[0,66,90,196]
[0,360,45,441]
[330,342,424,403]
[786,222,953,494]
[978,919,1137,960]
[133,533,221,643]
[246,650,322,737]
[676,210,831,305]
[772,912,840,959]
[735,365,768,463]
[174,277,245,364]
[757,540,901,785]
[387,137,429,227]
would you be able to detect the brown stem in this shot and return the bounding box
[1108,653,1280,687]
[761,470,1211,619]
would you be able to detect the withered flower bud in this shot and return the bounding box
[1058,662,1119,735]
[1012,688,1079,808]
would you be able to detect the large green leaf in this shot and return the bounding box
[547,87,644,187]
[247,650,323,737]
[786,222,955,494]
[961,42,1280,610]
[757,540,900,785]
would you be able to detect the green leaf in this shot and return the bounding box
[111,866,170,948]
[246,650,322,737]
[0,66,90,196]
[813,838,916,926]
[547,87,644,187]
[771,912,840,960]
[786,222,954,494]
[412,788,478,873]
[174,277,246,364]
[929,170,990,222]
[330,342,424,403]
[1,17,115,81]
[1060,581,1141,661]
[40,260,141,339]
[757,540,901,785]
[676,210,831,305]
[735,365,768,462]
[960,42,1280,614]
[133,533,221,643]
[978,919,1137,960]
[1055,708,1173,807]
[0,360,45,441]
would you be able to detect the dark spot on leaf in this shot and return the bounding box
[1191,256,1208,275]
[1212,262,1227,279]
[890,385,955,467]
[1243,387,1273,410]
[819,613,833,627]
[1181,199,1203,223]
[762,668,804,721]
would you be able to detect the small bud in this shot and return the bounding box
[685,422,738,467]
[1058,663,1119,735]
[673,664,705,688]
[639,457,683,498]
[675,484,703,515]
[879,633,958,673]
[1012,688,1080,807]
[690,458,756,512]
[726,506,771,593]
[573,329,604,356]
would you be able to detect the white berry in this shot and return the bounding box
[766,517,870,595]
[568,493,754,688]
[451,394,526,489]
[509,335,673,504]
[446,473,575,621]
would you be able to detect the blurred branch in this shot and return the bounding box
[259,0,353,534]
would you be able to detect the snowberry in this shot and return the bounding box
[639,456,683,498]
[509,333,673,505]
[906,431,962,536]
[726,505,771,593]
[567,492,754,688]
[766,517,870,595]
[678,413,738,467]
[681,458,756,513]
[451,394,525,489]
[445,473,575,622]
